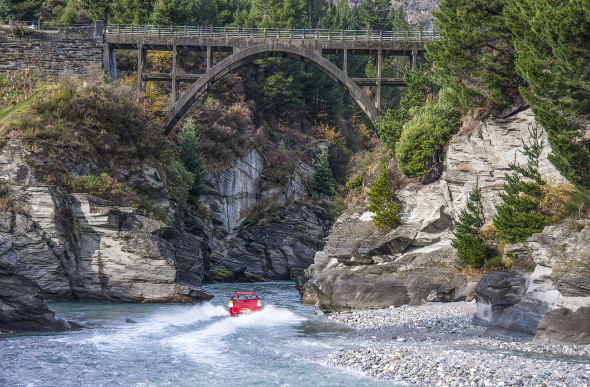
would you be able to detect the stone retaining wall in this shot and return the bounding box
[0,26,103,78]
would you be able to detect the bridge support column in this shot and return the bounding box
[206,46,213,71]
[137,44,147,92]
[410,49,418,71]
[376,49,382,111]
[172,44,179,104]
[103,44,117,82]
[343,49,348,76]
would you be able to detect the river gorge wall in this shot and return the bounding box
[0,134,331,330]
[300,108,590,343]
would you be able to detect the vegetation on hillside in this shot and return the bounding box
[2,0,589,258]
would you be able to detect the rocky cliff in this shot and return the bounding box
[0,139,212,319]
[474,220,590,344]
[301,109,566,310]
[202,147,333,283]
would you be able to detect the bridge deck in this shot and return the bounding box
[105,25,435,54]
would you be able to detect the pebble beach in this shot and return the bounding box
[320,302,590,386]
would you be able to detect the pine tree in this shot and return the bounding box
[426,0,520,109]
[358,0,392,30]
[177,121,208,201]
[109,0,153,24]
[451,179,489,268]
[505,0,590,193]
[493,125,549,243]
[367,166,401,230]
[312,149,334,196]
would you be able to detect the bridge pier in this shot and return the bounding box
[137,44,147,92]
[206,46,213,71]
[172,44,179,104]
[343,49,348,76]
[103,44,117,81]
[410,49,418,71]
[376,50,382,111]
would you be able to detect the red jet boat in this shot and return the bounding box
[229,292,261,316]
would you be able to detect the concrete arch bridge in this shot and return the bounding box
[103,25,437,134]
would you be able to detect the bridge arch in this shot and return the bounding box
[162,44,381,134]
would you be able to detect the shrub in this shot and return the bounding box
[367,166,401,230]
[346,175,362,189]
[451,181,491,268]
[395,101,460,179]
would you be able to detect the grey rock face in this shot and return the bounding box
[0,261,71,332]
[203,149,265,234]
[0,139,212,306]
[226,201,330,280]
[474,220,590,343]
[301,109,565,310]
[535,307,590,344]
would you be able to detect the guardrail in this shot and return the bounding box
[1,20,93,31]
[106,24,438,42]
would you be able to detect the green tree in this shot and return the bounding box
[426,0,520,109]
[493,126,549,243]
[82,0,113,22]
[505,0,590,193]
[61,6,80,23]
[150,0,187,25]
[376,68,440,154]
[358,0,392,30]
[0,0,13,19]
[395,98,459,179]
[109,0,152,24]
[247,0,306,28]
[6,0,42,20]
[451,180,490,268]
[367,166,401,230]
[177,121,208,200]
[167,160,193,211]
[312,149,334,196]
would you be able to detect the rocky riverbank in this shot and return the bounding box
[321,303,590,386]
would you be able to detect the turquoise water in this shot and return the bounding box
[0,282,392,387]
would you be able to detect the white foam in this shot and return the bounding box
[165,306,306,365]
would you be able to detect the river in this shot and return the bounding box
[0,282,393,387]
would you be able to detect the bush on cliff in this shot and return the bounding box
[493,126,549,243]
[177,120,208,200]
[9,74,171,176]
[451,180,490,268]
[367,166,401,230]
[395,99,460,179]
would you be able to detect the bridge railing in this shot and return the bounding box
[106,24,438,42]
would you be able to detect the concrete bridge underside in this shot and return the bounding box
[161,44,381,134]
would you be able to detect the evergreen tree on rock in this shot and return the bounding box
[367,166,401,230]
[506,0,590,193]
[451,179,489,268]
[177,121,208,201]
[312,149,334,196]
[426,0,520,109]
[493,125,549,243]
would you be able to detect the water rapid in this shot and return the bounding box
[0,282,392,387]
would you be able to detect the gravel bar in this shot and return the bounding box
[319,302,590,386]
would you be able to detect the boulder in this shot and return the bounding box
[0,261,71,332]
